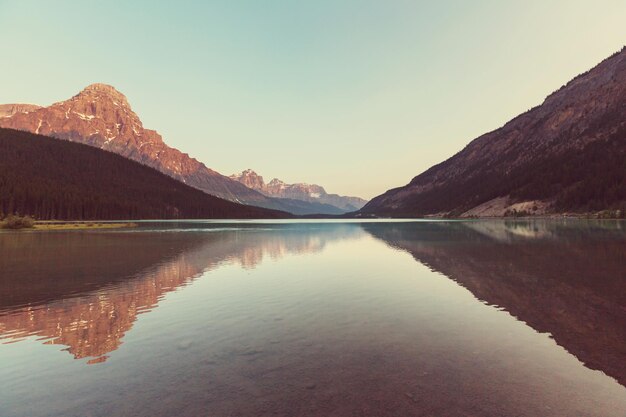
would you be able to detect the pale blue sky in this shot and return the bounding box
[1,1,624,199]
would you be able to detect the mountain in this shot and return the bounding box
[0,83,319,214]
[0,104,41,118]
[0,128,288,220]
[260,197,347,216]
[230,169,368,212]
[360,48,626,217]
[361,221,626,386]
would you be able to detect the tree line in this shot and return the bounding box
[0,128,288,220]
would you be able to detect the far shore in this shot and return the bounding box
[32,221,138,231]
[1,215,624,232]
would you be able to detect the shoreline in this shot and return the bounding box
[32,222,138,231]
[1,216,624,231]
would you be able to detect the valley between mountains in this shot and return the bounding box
[1,47,625,220]
[0,84,364,216]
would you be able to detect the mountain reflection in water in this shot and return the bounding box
[0,220,624,417]
[362,220,626,386]
[0,223,362,363]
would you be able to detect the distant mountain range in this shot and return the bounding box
[1,48,623,219]
[360,47,626,217]
[230,169,367,212]
[0,128,288,220]
[0,84,363,215]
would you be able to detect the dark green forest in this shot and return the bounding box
[383,126,626,217]
[0,128,289,220]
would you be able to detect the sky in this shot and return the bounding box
[1,1,625,199]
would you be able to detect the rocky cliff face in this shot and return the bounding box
[0,104,41,118]
[360,47,626,217]
[0,84,276,207]
[230,169,367,212]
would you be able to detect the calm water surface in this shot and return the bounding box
[1,220,625,416]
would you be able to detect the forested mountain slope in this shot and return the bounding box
[0,128,289,220]
[360,48,626,217]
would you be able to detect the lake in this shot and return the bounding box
[1,219,625,416]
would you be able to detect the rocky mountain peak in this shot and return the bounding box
[230,169,368,211]
[268,178,286,187]
[27,82,148,146]
[230,169,266,190]
[66,83,140,128]
[76,83,130,106]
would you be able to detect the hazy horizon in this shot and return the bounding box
[1,1,625,199]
